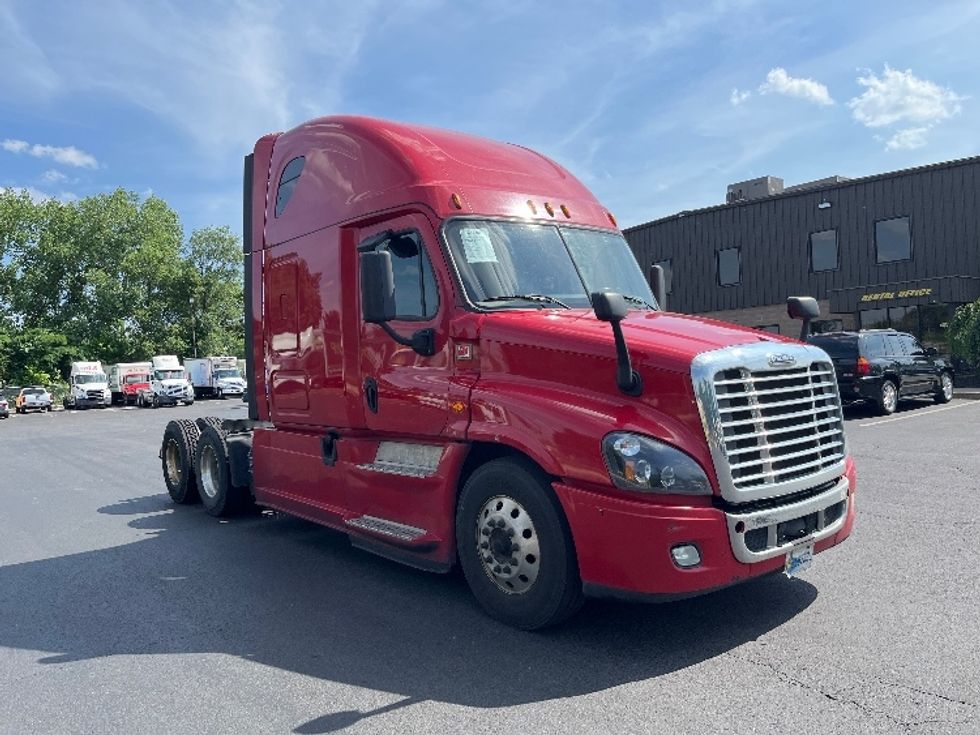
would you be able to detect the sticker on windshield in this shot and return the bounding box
[460,227,498,263]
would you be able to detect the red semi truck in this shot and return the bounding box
[160,116,855,629]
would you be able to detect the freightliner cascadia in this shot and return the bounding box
[160,116,855,629]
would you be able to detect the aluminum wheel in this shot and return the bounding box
[199,443,220,500]
[164,438,182,487]
[475,495,541,595]
[882,381,898,413]
[941,373,953,401]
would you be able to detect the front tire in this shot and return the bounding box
[877,379,898,416]
[196,426,251,517]
[161,419,201,504]
[935,372,953,404]
[455,457,583,630]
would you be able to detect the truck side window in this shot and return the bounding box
[375,232,439,320]
[275,156,305,217]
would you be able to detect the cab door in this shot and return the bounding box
[355,212,452,437]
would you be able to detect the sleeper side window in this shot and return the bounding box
[275,156,305,218]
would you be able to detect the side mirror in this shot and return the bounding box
[360,251,396,323]
[925,346,938,357]
[787,296,821,341]
[591,291,642,396]
[359,248,436,357]
[648,264,667,311]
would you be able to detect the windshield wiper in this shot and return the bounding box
[622,294,656,310]
[480,294,572,309]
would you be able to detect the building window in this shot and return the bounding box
[717,247,740,286]
[859,308,889,330]
[372,232,439,320]
[809,229,838,272]
[275,156,306,217]
[653,259,673,294]
[875,216,911,263]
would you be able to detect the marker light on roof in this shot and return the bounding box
[527,199,538,215]
[560,204,571,218]
[607,211,618,227]
[451,193,463,210]
[544,202,555,217]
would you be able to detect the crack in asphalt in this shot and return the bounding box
[730,654,978,732]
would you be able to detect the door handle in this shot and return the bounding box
[364,377,379,414]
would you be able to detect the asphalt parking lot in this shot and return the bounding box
[0,397,977,734]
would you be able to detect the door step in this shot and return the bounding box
[346,515,426,543]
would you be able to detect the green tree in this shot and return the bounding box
[949,299,980,369]
[184,226,245,358]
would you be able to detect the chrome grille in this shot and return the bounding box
[693,342,848,503]
[713,362,844,491]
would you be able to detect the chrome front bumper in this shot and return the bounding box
[725,475,850,563]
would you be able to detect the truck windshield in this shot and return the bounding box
[124,374,149,383]
[75,373,107,384]
[214,369,241,380]
[445,221,657,310]
[155,370,184,381]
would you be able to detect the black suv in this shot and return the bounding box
[808,330,954,415]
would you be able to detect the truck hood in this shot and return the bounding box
[472,309,800,495]
[477,309,792,374]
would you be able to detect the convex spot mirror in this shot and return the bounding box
[592,291,629,323]
[786,296,820,321]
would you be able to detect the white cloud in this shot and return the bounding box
[2,138,98,168]
[730,88,751,106]
[884,127,930,151]
[848,66,963,128]
[42,169,68,183]
[758,67,834,106]
[2,185,52,203]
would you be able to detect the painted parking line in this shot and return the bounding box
[858,400,980,427]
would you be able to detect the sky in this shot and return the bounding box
[2,0,978,238]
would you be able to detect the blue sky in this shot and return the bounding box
[2,0,978,238]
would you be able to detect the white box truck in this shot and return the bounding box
[139,355,195,408]
[185,356,246,399]
[65,361,111,409]
[107,362,152,405]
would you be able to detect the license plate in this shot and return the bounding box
[784,542,814,577]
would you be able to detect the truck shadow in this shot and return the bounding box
[0,495,818,731]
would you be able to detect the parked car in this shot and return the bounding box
[16,386,53,414]
[808,329,954,415]
[0,396,8,419]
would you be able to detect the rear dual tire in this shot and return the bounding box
[196,426,252,517]
[161,419,202,504]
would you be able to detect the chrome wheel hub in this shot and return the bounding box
[942,374,953,400]
[883,383,897,412]
[199,444,220,500]
[475,496,540,595]
[164,439,182,485]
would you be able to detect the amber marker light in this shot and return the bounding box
[451,192,463,209]
[607,211,618,227]
[527,199,538,215]
[544,202,555,217]
[560,204,571,218]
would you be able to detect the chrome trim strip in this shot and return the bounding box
[692,341,847,503]
[725,476,850,563]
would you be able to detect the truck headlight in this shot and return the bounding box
[602,432,711,494]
